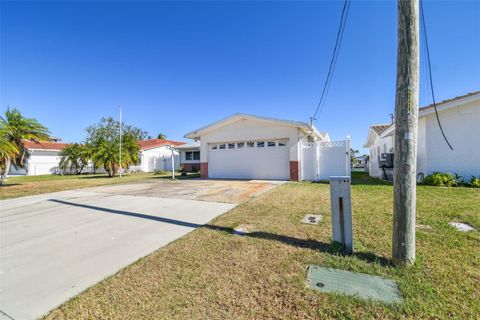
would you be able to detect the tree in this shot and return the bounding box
[350,148,360,166]
[0,128,19,184]
[157,133,167,139]
[59,143,89,174]
[0,108,50,184]
[85,117,142,177]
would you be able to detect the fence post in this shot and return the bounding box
[345,135,351,177]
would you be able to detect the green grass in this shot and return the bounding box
[45,172,480,319]
[0,172,200,199]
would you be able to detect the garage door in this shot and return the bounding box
[208,140,289,180]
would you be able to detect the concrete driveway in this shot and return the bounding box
[0,179,280,320]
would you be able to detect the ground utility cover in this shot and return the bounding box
[306,265,402,304]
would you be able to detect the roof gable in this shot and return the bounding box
[184,113,323,140]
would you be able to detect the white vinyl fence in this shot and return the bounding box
[301,138,351,181]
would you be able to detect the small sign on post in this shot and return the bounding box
[329,176,353,254]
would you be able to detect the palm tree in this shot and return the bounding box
[157,133,167,140]
[0,128,19,184]
[91,133,139,177]
[0,108,50,183]
[59,143,90,174]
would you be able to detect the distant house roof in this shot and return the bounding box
[22,140,68,151]
[184,113,325,140]
[137,139,185,151]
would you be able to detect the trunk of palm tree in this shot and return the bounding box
[1,158,12,185]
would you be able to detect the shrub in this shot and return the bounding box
[191,166,199,173]
[423,172,458,187]
[154,170,169,175]
[468,176,480,188]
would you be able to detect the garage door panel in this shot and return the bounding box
[209,145,289,180]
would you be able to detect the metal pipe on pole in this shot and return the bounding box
[392,0,419,266]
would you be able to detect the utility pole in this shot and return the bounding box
[119,106,123,178]
[392,0,419,266]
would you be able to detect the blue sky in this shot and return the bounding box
[1,1,479,153]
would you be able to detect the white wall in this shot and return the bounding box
[26,150,62,176]
[198,118,303,163]
[140,146,180,172]
[368,133,394,178]
[423,100,480,178]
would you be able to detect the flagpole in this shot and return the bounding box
[119,106,122,178]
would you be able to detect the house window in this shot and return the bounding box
[267,141,276,147]
[228,143,235,149]
[219,144,226,149]
[185,151,200,161]
[247,141,255,148]
[237,142,244,148]
[257,141,265,147]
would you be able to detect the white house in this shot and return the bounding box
[176,142,201,172]
[184,113,330,180]
[9,140,68,176]
[9,138,186,176]
[364,91,480,180]
[137,139,185,172]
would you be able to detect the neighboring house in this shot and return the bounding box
[137,139,185,172]
[9,138,187,176]
[10,140,68,176]
[364,91,480,180]
[177,142,201,172]
[353,155,368,168]
[184,113,329,180]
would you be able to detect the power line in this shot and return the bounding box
[311,0,351,123]
[420,0,453,150]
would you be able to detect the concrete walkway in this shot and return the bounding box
[0,189,237,320]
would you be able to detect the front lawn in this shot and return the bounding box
[46,173,479,319]
[0,172,199,199]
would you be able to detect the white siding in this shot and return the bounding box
[199,118,302,164]
[423,100,480,178]
[26,150,62,176]
[140,146,180,172]
[368,133,394,178]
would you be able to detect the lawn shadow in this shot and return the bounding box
[151,173,201,180]
[48,198,391,266]
[0,183,20,187]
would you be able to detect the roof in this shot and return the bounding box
[184,113,324,140]
[137,139,185,151]
[22,140,68,151]
[176,141,201,150]
[371,124,391,135]
[419,91,480,112]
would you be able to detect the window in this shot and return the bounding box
[257,141,265,147]
[186,151,200,161]
[219,144,226,149]
[278,140,287,147]
[228,143,235,149]
[267,141,276,147]
[237,142,244,148]
[247,141,255,148]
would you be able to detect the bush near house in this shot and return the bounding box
[468,176,480,188]
[423,172,459,187]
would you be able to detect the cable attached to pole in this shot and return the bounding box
[311,0,351,123]
[420,0,453,150]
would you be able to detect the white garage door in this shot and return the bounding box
[208,140,289,180]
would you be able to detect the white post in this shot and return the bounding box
[119,106,122,178]
[345,135,351,177]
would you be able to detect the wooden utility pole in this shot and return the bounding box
[392,0,419,266]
